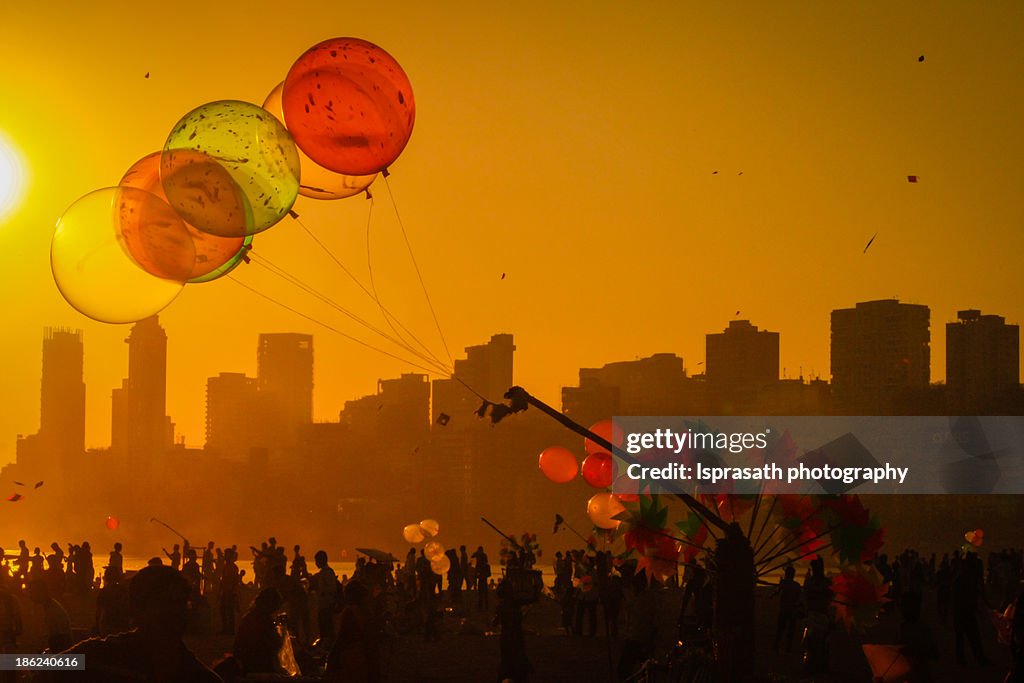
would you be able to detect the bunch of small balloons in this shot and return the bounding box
[537,419,633,530]
[402,518,450,573]
[51,38,415,324]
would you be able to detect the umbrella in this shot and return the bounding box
[862,644,910,682]
[355,548,397,563]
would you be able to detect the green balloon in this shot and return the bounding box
[162,100,300,237]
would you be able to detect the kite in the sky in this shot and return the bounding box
[918,55,925,62]
[34,481,44,489]
[864,232,877,253]
[7,493,22,502]
[436,413,450,426]
[501,273,506,280]
[907,175,918,183]
[144,72,150,79]
[13,481,23,486]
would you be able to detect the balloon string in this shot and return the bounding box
[246,253,452,376]
[290,212,450,372]
[227,275,445,376]
[364,195,424,364]
[383,174,454,366]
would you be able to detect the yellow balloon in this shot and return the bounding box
[419,519,440,537]
[430,554,451,575]
[262,82,377,200]
[424,541,445,561]
[403,524,425,544]
[587,492,625,530]
[51,188,188,323]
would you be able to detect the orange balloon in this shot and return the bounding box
[585,419,624,457]
[282,37,415,175]
[105,516,120,530]
[587,493,625,530]
[159,148,253,238]
[114,187,195,281]
[121,153,248,281]
[539,446,578,484]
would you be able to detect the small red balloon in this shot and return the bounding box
[585,419,624,457]
[283,37,415,176]
[581,452,614,489]
[539,446,578,484]
[106,516,120,530]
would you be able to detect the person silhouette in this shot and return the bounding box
[61,565,222,681]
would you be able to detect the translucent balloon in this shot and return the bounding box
[587,493,625,530]
[581,452,614,489]
[283,37,415,175]
[114,181,196,281]
[403,524,425,544]
[263,82,377,200]
[424,541,445,561]
[51,188,187,323]
[121,152,250,282]
[163,100,300,236]
[430,554,450,575]
[539,446,578,484]
[105,516,120,530]
[585,419,624,457]
[419,519,440,537]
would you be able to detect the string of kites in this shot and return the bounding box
[50,37,416,325]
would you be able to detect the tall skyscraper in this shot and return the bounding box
[39,327,86,456]
[431,334,515,425]
[706,320,779,412]
[17,327,86,472]
[946,309,1020,412]
[257,333,314,447]
[205,372,261,461]
[831,299,930,413]
[111,316,174,454]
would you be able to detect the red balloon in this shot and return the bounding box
[282,37,415,175]
[585,419,624,457]
[581,452,614,489]
[105,516,120,530]
[538,446,578,484]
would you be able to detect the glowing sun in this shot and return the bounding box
[0,131,27,222]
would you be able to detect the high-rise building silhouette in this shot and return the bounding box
[341,373,430,441]
[432,334,515,425]
[16,327,86,473]
[257,333,314,447]
[946,309,1020,412]
[205,372,261,461]
[111,316,174,454]
[706,320,779,412]
[831,299,930,413]
[562,353,702,424]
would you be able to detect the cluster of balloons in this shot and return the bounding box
[401,518,450,574]
[51,37,415,324]
[537,420,630,530]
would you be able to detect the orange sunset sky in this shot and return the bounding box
[0,1,1022,465]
